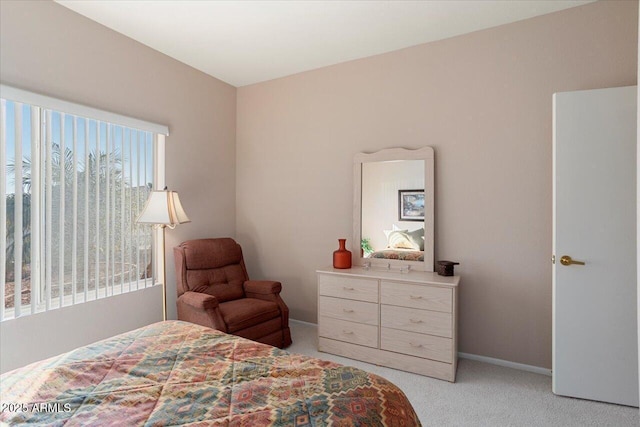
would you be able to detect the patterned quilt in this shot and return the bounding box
[0,321,421,426]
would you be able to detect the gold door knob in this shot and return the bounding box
[560,255,585,266]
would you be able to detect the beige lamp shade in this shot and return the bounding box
[137,190,190,227]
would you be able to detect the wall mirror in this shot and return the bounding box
[353,147,434,272]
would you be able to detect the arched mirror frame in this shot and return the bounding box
[353,147,435,272]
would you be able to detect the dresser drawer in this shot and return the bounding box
[318,274,378,303]
[381,327,452,363]
[381,281,452,312]
[319,317,378,348]
[319,296,379,325]
[381,304,452,338]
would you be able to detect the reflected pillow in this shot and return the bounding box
[383,226,407,242]
[406,228,425,251]
[386,230,416,250]
[385,228,424,251]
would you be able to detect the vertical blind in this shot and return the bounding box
[1,86,168,320]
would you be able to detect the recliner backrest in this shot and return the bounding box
[174,238,248,302]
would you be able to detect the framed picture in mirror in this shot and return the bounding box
[398,189,425,221]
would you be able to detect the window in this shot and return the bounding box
[1,86,168,320]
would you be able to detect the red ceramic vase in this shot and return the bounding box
[333,239,352,269]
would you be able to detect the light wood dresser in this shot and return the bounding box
[317,267,460,382]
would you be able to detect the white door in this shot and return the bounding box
[553,86,638,407]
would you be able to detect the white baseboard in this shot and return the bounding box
[290,318,317,327]
[458,352,552,376]
[290,318,552,377]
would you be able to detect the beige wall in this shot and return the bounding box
[0,0,237,322]
[237,0,638,368]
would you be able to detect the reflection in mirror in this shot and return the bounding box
[361,160,424,257]
[353,147,434,272]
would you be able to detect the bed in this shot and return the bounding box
[0,320,421,426]
[366,227,424,261]
[368,249,424,261]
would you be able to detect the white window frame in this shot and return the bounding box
[0,84,169,321]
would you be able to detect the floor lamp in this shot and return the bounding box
[136,188,190,320]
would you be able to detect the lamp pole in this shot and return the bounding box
[161,225,167,321]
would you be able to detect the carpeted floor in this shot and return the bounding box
[287,320,639,426]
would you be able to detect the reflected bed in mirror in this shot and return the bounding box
[354,147,434,272]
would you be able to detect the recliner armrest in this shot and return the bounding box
[243,280,282,295]
[179,291,219,310]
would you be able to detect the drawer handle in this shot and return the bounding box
[409,295,423,300]
[343,286,355,291]
[409,318,423,324]
[342,330,354,335]
[343,309,354,313]
[409,342,424,348]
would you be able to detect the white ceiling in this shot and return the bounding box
[56,0,595,87]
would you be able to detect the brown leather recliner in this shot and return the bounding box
[173,238,292,348]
